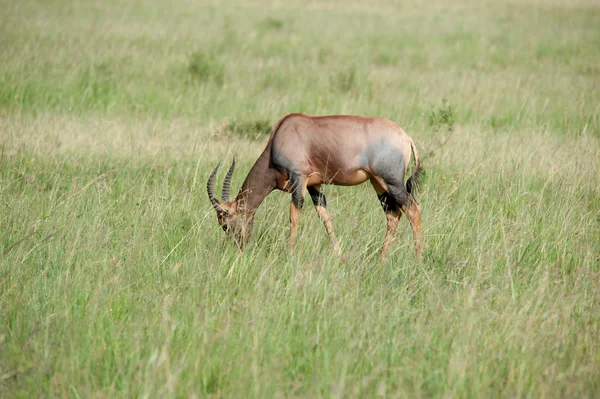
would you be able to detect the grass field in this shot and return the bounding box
[1,0,599,397]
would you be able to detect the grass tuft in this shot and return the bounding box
[222,119,272,139]
[188,50,225,86]
[331,64,359,93]
[259,17,285,32]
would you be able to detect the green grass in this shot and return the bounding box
[1,0,599,397]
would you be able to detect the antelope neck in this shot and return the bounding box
[235,146,277,215]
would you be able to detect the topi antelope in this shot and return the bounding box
[207,113,424,259]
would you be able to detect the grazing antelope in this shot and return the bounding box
[207,113,423,259]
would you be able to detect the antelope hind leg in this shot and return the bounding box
[401,199,422,259]
[370,178,402,260]
[379,193,402,259]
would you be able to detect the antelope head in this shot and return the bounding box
[206,157,251,249]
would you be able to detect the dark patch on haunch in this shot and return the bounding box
[359,139,414,208]
[358,139,406,182]
[308,186,327,207]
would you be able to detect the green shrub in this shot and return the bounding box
[188,51,225,86]
[428,98,455,133]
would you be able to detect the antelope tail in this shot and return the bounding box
[406,139,424,197]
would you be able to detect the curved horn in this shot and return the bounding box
[207,161,222,210]
[222,156,236,201]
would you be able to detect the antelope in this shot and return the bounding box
[207,113,423,259]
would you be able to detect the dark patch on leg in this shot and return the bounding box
[385,180,410,209]
[377,192,399,212]
[389,187,410,209]
[290,172,304,209]
[308,186,326,207]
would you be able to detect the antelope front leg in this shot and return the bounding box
[289,201,301,249]
[314,205,341,254]
[289,174,307,251]
[308,185,341,254]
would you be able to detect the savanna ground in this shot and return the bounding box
[1,0,599,397]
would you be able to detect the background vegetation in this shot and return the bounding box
[1,0,599,397]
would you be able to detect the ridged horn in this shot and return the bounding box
[222,157,236,201]
[207,161,222,210]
